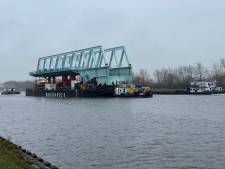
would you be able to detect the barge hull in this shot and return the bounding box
[25,88,153,98]
[26,88,114,98]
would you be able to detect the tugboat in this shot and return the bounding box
[114,84,153,98]
[1,88,21,95]
[187,81,223,95]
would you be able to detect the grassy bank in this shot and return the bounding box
[0,138,34,169]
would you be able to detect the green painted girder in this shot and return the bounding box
[30,46,132,84]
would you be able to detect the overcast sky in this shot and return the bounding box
[0,0,225,81]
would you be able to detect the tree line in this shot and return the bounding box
[1,58,225,91]
[132,58,225,89]
[0,81,34,91]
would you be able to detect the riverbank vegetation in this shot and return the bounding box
[133,58,225,89]
[0,81,34,91]
[0,138,34,169]
[0,59,225,90]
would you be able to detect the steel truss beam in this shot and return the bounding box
[30,46,132,85]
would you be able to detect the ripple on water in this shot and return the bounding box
[0,95,225,169]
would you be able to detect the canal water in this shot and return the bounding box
[0,94,225,169]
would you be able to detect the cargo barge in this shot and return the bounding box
[26,46,153,98]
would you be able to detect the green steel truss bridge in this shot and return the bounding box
[30,46,132,85]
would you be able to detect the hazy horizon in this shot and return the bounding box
[1,0,225,82]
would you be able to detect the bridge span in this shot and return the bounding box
[30,46,132,85]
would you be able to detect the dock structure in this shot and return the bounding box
[30,46,132,85]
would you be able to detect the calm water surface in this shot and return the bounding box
[0,94,225,169]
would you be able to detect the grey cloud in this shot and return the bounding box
[0,0,225,81]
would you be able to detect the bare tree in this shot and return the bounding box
[211,59,225,87]
[221,58,225,68]
[154,69,162,84]
[2,80,34,91]
[212,63,222,75]
[132,69,152,86]
[135,58,225,89]
[194,63,208,81]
